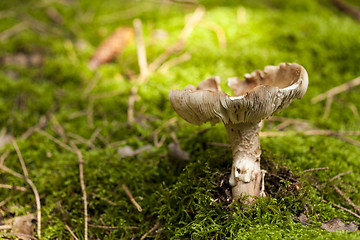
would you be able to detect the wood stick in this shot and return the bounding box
[88,224,119,230]
[329,170,353,182]
[311,77,360,104]
[302,167,329,173]
[0,232,38,240]
[90,192,116,206]
[12,140,41,238]
[71,143,88,240]
[333,203,360,219]
[149,6,205,72]
[140,223,160,240]
[35,128,74,153]
[332,185,360,213]
[0,225,12,230]
[0,150,10,166]
[65,224,79,240]
[331,0,360,22]
[158,52,192,73]
[133,18,148,81]
[0,183,26,191]
[0,22,27,41]
[122,184,142,212]
[322,96,333,120]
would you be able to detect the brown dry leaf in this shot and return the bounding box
[11,214,36,239]
[321,218,358,232]
[89,26,134,69]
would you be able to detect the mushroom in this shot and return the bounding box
[169,63,308,201]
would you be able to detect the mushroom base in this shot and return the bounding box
[225,122,262,201]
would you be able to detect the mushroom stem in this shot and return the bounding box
[225,122,262,200]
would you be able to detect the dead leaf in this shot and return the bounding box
[321,218,358,232]
[118,144,152,157]
[11,214,36,239]
[89,26,134,69]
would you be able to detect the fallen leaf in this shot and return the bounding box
[11,214,36,240]
[89,26,134,69]
[321,218,358,232]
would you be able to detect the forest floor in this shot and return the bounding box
[1,0,360,239]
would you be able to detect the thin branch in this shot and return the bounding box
[302,167,329,173]
[65,224,79,240]
[329,170,353,182]
[71,143,88,240]
[0,150,10,165]
[260,130,360,137]
[158,52,192,73]
[332,185,360,213]
[322,96,333,120]
[0,183,27,191]
[331,0,360,22]
[122,184,142,212]
[311,76,360,104]
[333,203,360,219]
[90,192,116,206]
[149,6,205,72]
[0,22,27,41]
[36,128,74,153]
[87,127,101,148]
[0,232,38,240]
[133,18,148,81]
[140,223,160,240]
[127,85,139,126]
[21,115,47,139]
[12,140,28,178]
[12,140,41,238]
[88,224,119,230]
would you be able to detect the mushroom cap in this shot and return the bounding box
[169,63,308,125]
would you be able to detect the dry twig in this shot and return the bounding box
[12,140,41,238]
[122,184,142,212]
[127,18,148,126]
[329,170,353,182]
[149,6,205,72]
[302,167,329,173]
[71,143,88,240]
[88,224,119,230]
[65,224,79,240]
[0,232,38,240]
[140,223,160,240]
[311,77,360,104]
[332,185,360,213]
[158,52,192,73]
[0,183,26,191]
[35,129,74,153]
[90,192,116,206]
[331,0,360,22]
[333,203,360,219]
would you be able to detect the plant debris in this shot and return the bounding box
[320,218,358,232]
[117,144,152,158]
[10,214,36,240]
[89,26,134,69]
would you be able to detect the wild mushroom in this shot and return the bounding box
[169,63,308,200]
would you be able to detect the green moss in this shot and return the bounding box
[1,0,360,239]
